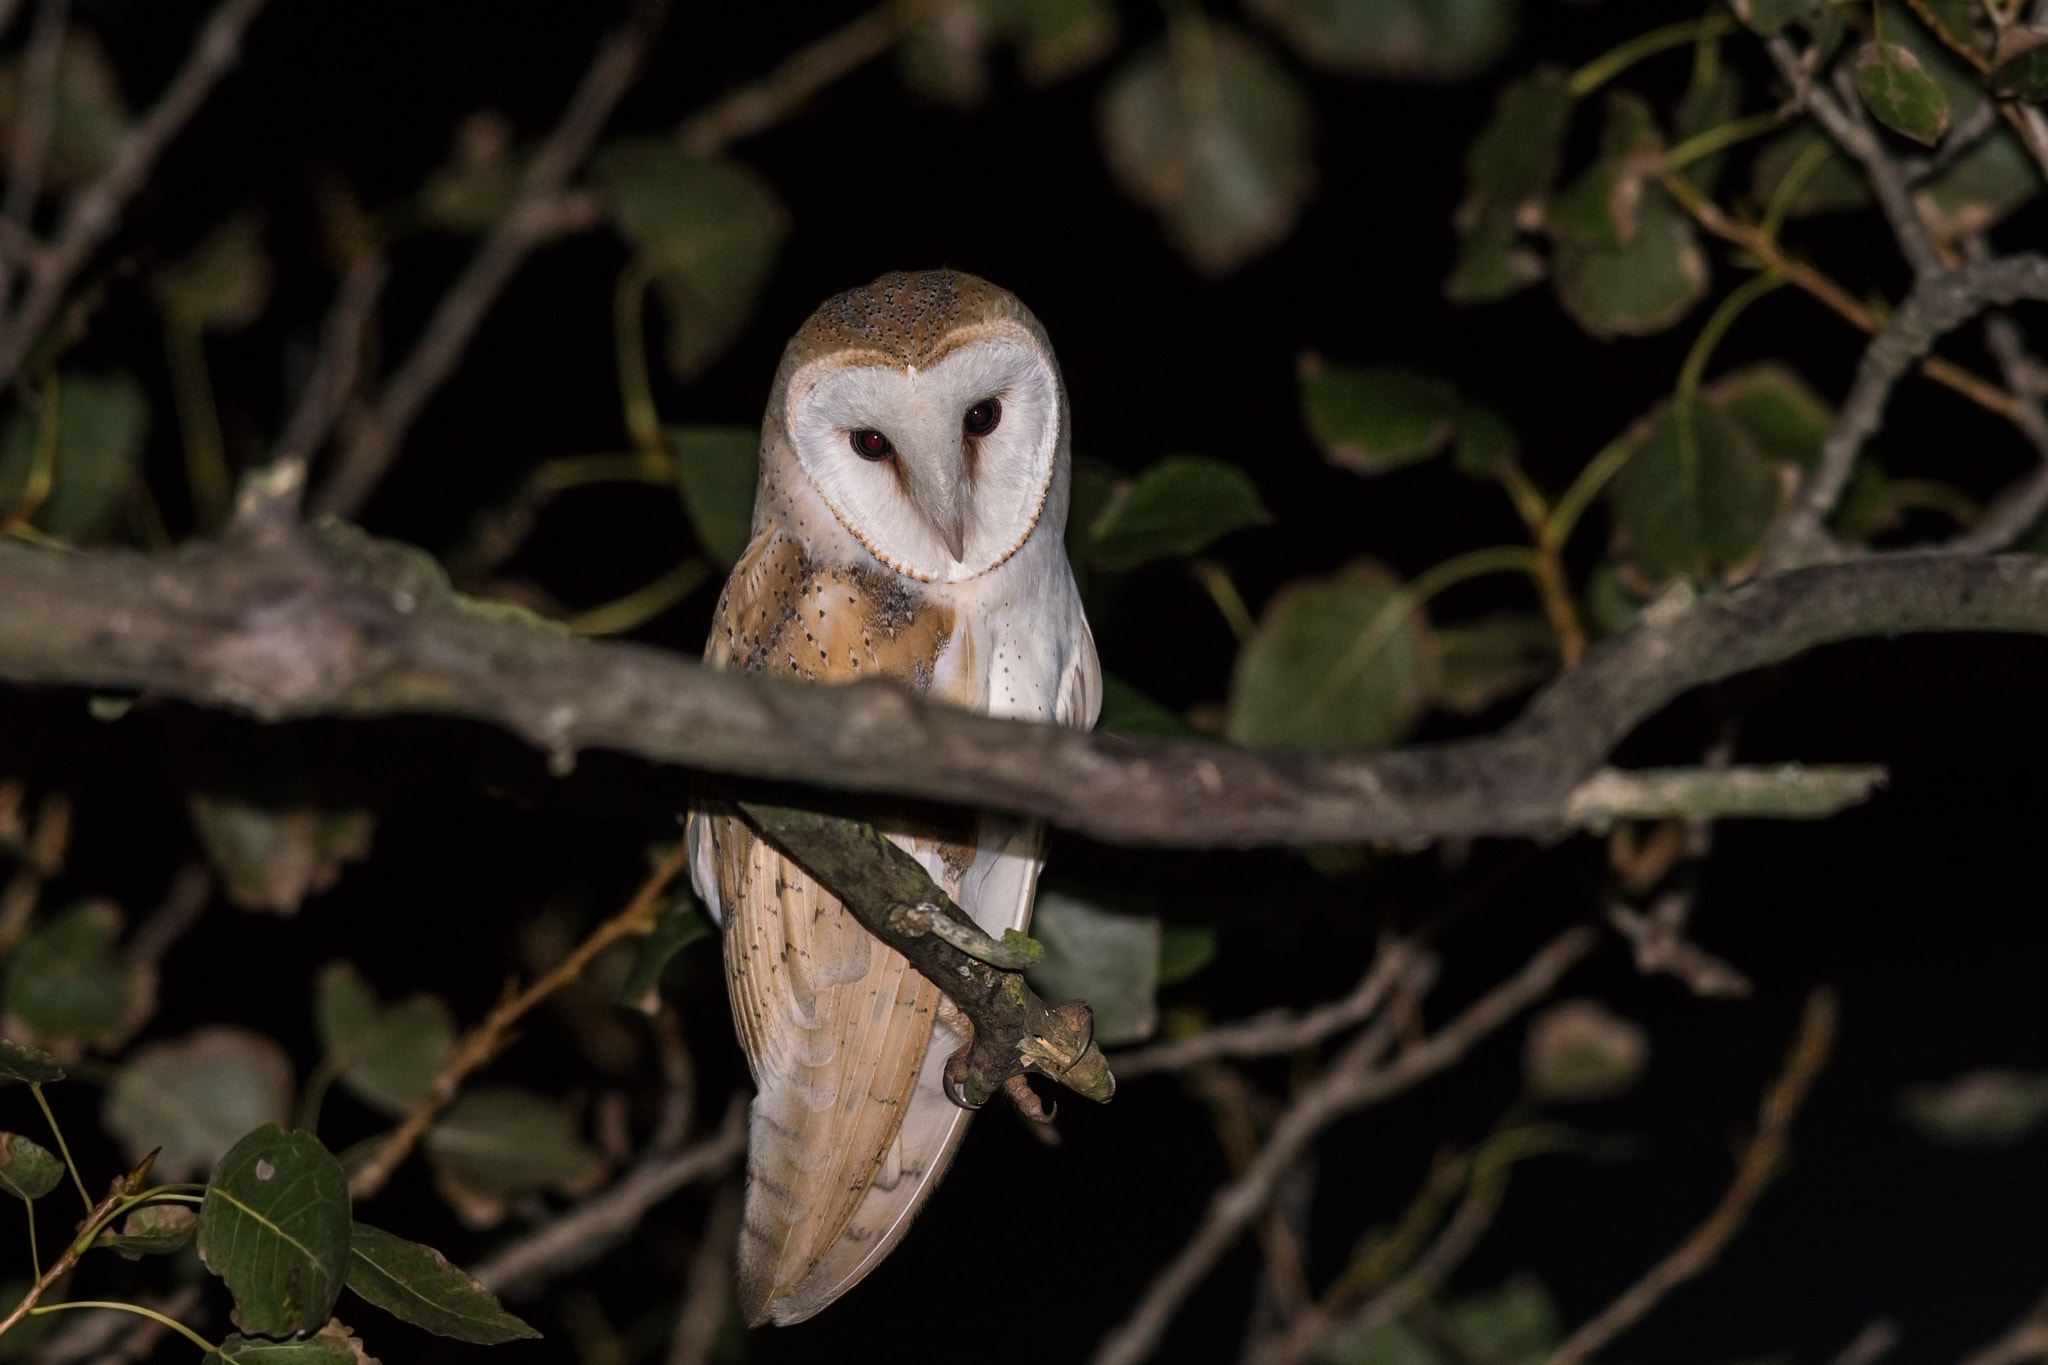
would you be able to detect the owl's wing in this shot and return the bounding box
[760,607,1101,1323]
[714,810,947,1325]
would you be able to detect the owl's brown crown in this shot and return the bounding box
[787,269,1043,373]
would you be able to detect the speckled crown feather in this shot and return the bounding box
[778,269,1050,375]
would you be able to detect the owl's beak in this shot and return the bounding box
[902,459,971,564]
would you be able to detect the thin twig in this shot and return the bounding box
[1090,927,1598,1365]
[1112,942,1421,1078]
[1765,255,2048,570]
[0,1181,129,1340]
[0,0,68,316]
[1944,315,2048,553]
[472,1096,747,1297]
[676,0,943,155]
[346,834,691,1201]
[1607,893,1752,999]
[1826,1320,1901,1365]
[1766,34,1944,277]
[124,862,211,968]
[1661,172,2027,425]
[1543,987,1839,1365]
[1251,1155,1510,1365]
[275,254,386,465]
[310,0,669,520]
[1960,1288,2048,1365]
[0,0,270,385]
[666,1178,742,1365]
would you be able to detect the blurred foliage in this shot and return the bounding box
[0,0,2039,1357]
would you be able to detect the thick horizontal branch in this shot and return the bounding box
[0,473,2042,847]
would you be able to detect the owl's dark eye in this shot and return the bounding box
[963,397,1002,438]
[849,429,894,461]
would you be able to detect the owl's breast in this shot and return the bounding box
[713,528,963,702]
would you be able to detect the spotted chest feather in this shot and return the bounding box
[712,530,956,693]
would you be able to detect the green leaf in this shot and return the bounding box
[345,1221,539,1343]
[153,211,270,331]
[1299,360,1456,474]
[1525,999,1649,1102]
[594,141,788,379]
[1447,70,1573,303]
[1226,562,1433,751]
[0,1039,62,1085]
[1750,126,1871,219]
[0,34,127,192]
[669,426,759,567]
[1026,893,1161,1047]
[612,893,713,1009]
[1710,362,1833,469]
[1099,18,1314,274]
[1085,455,1268,571]
[419,112,520,233]
[0,371,150,542]
[1919,127,2041,239]
[198,1126,353,1337]
[1157,926,1218,986]
[212,1321,372,1364]
[1901,1070,2048,1146]
[1855,42,1950,145]
[313,964,454,1118]
[103,1027,294,1182]
[1991,27,2048,101]
[189,797,375,915]
[1248,0,1513,80]
[1605,398,1779,586]
[1550,96,1708,338]
[425,1087,602,1199]
[1097,675,1194,738]
[96,1203,199,1259]
[984,0,1119,84]
[1729,0,1823,34]
[1443,1277,1562,1360]
[1434,613,1556,714]
[0,1133,61,1201]
[2,901,152,1050]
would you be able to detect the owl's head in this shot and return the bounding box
[771,271,1065,584]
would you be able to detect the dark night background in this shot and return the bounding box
[0,1,2043,1361]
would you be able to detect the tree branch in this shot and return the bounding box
[1544,988,1838,1365]
[1944,314,2048,554]
[1089,927,1598,1365]
[1764,255,2048,570]
[3,485,2046,845]
[471,1097,747,1297]
[0,0,270,385]
[309,0,669,520]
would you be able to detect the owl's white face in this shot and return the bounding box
[784,330,1060,583]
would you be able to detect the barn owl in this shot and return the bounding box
[686,270,1101,1327]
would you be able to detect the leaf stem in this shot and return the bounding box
[25,1300,217,1354]
[24,1200,37,1283]
[28,1085,86,1212]
[1567,14,1739,99]
[1663,111,1786,175]
[1189,560,1256,645]
[163,313,231,532]
[1311,546,1543,715]
[568,557,713,636]
[614,255,665,460]
[1494,461,1587,665]
[0,369,58,536]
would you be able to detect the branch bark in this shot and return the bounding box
[738,802,1115,1110]
[2,480,2045,847]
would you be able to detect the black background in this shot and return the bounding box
[1,1,2045,1361]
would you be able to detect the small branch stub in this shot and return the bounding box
[737,801,1115,1112]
